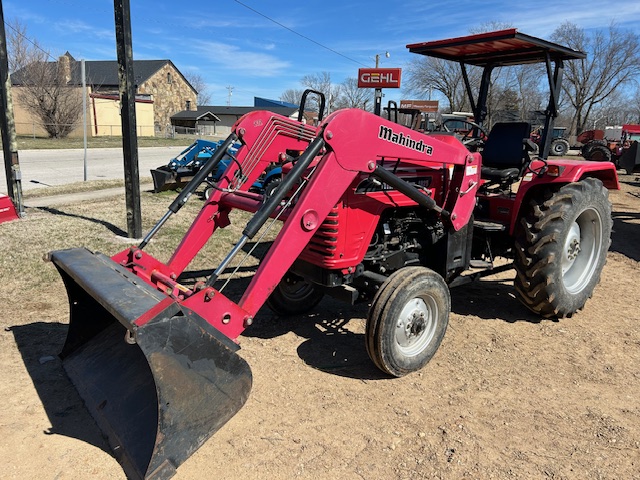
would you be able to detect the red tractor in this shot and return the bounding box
[579,124,640,167]
[48,29,618,480]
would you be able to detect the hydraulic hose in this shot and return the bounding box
[372,165,451,219]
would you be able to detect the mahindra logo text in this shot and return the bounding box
[378,125,433,155]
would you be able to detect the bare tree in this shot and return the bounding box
[8,20,83,138]
[511,65,545,122]
[14,54,84,138]
[552,22,640,134]
[334,77,373,111]
[300,71,340,116]
[403,56,473,113]
[183,71,211,105]
[280,88,305,106]
[632,88,640,124]
[6,18,43,73]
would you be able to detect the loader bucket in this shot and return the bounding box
[619,141,640,174]
[151,165,180,192]
[49,248,252,480]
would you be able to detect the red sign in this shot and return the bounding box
[358,68,402,88]
[400,100,439,113]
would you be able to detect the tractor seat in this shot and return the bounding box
[481,122,533,183]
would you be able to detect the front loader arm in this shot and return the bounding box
[166,111,318,275]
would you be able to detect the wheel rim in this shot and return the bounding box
[395,295,438,357]
[552,142,566,155]
[280,275,315,302]
[561,207,603,294]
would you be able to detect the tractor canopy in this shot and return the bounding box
[406,28,585,66]
[406,29,586,160]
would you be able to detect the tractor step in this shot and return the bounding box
[469,259,494,268]
[473,219,506,231]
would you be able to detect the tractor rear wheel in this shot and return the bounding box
[266,271,324,315]
[550,138,570,156]
[585,144,612,162]
[366,267,450,377]
[514,178,612,318]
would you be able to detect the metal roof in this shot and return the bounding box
[72,60,171,86]
[406,29,585,67]
[171,106,297,121]
[11,56,195,92]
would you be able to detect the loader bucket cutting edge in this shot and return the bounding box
[50,248,252,480]
[151,165,176,192]
[151,166,188,193]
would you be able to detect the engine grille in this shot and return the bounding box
[304,206,340,258]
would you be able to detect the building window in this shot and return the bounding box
[167,72,172,84]
[185,100,191,110]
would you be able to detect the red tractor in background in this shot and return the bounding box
[579,123,640,166]
[48,29,618,480]
[530,125,571,156]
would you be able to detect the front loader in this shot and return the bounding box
[48,30,619,480]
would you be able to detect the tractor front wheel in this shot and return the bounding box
[262,176,282,200]
[266,271,324,315]
[550,138,570,156]
[514,178,612,318]
[366,267,450,377]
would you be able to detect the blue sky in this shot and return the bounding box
[6,0,640,107]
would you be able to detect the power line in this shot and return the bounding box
[233,0,368,67]
[3,20,57,63]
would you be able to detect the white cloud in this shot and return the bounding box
[54,20,113,40]
[189,40,291,77]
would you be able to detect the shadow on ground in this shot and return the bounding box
[611,210,640,261]
[9,322,111,456]
[450,276,543,323]
[33,206,128,237]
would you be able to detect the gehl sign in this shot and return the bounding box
[358,68,402,88]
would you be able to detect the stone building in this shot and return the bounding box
[11,53,196,137]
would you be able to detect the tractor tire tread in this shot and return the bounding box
[513,178,611,318]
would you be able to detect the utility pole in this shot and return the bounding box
[226,85,234,106]
[114,0,142,238]
[0,0,24,215]
[373,51,389,117]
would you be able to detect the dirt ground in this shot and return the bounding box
[1,172,639,480]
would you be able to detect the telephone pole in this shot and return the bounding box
[114,0,142,238]
[0,0,24,215]
[226,85,234,106]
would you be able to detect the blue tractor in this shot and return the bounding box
[151,139,282,198]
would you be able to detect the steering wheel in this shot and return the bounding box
[442,119,489,147]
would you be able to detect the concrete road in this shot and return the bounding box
[0,146,186,193]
